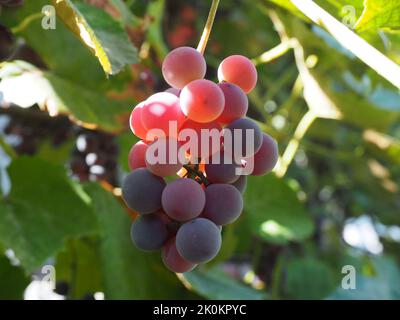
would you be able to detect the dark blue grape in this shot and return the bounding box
[202,184,243,225]
[122,168,166,214]
[223,118,263,158]
[131,213,168,251]
[176,218,221,264]
[231,175,247,194]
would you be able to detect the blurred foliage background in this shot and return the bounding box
[0,0,399,300]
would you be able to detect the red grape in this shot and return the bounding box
[216,82,248,125]
[162,178,205,221]
[141,92,184,140]
[179,119,222,161]
[162,46,206,89]
[218,55,257,93]
[202,184,243,225]
[128,140,148,170]
[162,237,196,273]
[129,101,148,140]
[180,79,225,123]
[145,137,183,177]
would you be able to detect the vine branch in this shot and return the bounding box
[197,0,220,55]
[275,109,317,177]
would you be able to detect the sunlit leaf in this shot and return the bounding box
[184,266,266,300]
[52,0,138,75]
[244,175,314,244]
[0,157,97,273]
[355,0,400,32]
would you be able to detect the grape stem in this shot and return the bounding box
[196,0,220,55]
[183,164,210,186]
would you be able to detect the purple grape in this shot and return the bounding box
[223,118,263,159]
[176,218,221,264]
[202,184,243,225]
[249,133,279,176]
[162,237,196,273]
[231,175,247,194]
[205,150,240,184]
[122,168,166,214]
[131,213,168,251]
[161,178,205,221]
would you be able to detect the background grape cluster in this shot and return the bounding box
[123,46,278,273]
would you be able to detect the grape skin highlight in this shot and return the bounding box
[129,101,148,141]
[141,92,184,140]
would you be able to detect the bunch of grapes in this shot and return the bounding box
[122,46,278,273]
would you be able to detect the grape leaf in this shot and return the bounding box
[286,257,336,299]
[244,175,314,244]
[1,0,107,88]
[0,61,131,132]
[329,256,400,299]
[355,0,400,32]
[52,0,138,75]
[55,237,103,299]
[0,157,98,273]
[184,266,266,300]
[0,255,30,299]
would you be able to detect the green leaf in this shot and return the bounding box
[109,0,142,27]
[0,157,98,273]
[146,0,168,59]
[0,255,30,299]
[84,183,189,299]
[53,0,138,75]
[184,266,266,300]
[286,257,336,299]
[0,61,131,132]
[55,237,103,299]
[356,0,400,32]
[329,256,400,299]
[1,0,107,88]
[244,175,314,244]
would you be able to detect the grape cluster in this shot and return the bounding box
[122,46,278,273]
[70,130,119,186]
